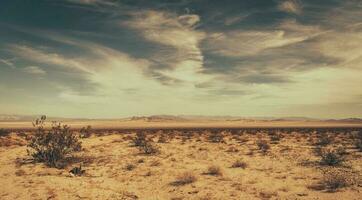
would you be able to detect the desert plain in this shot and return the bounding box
[0,118,361,200]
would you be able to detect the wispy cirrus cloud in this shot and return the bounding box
[22,66,46,75]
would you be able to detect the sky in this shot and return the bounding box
[0,0,362,119]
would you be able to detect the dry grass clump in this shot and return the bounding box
[231,159,248,169]
[171,172,197,186]
[27,116,82,168]
[205,165,223,176]
[125,163,136,171]
[256,139,270,153]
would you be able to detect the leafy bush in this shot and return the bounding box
[27,116,82,168]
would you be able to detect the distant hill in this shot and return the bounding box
[324,118,362,123]
[129,115,189,122]
[1,114,361,123]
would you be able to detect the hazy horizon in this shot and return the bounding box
[1,0,362,118]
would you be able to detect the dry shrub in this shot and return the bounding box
[27,116,82,168]
[69,164,85,176]
[231,159,248,169]
[310,168,357,192]
[158,134,168,143]
[205,165,223,176]
[125,163,136,171]
[256,139,270,153]
[0,129,10,137]
[354,131,362,151]
[207,132,224,143]
[355,140,362,152]
[270,133,283,143]
[132,132,159,154]
[319,148,346,166]
[139,140,159,155]
[316,132,333,146]
[172,172,197,186]
[79,125,92,138]
[132,132,147,147]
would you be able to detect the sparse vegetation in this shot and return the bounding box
[27,116,82,168]
[270,133,282,143]
[317,168,354,192]
[0,129,10,137]
[316,132,333,146]
[69,164,85,176]
[231,159,248,169]
[139,140,159,154]
[79,125,92,138]
[256,139,270,153]
[1,125,361,199]
[354,131,362,151]
[208,131,224,143]
[319,148,346,166]
[125,163,136,171]
[205,165,223,176]
[172,172,197,186]
[132,132,147,147]
[158,133,168,143]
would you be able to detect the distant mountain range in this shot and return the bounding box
[1,114,362,123]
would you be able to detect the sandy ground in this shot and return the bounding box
[0,128,361,200]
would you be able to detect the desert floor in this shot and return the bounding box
[0,126,361,200]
